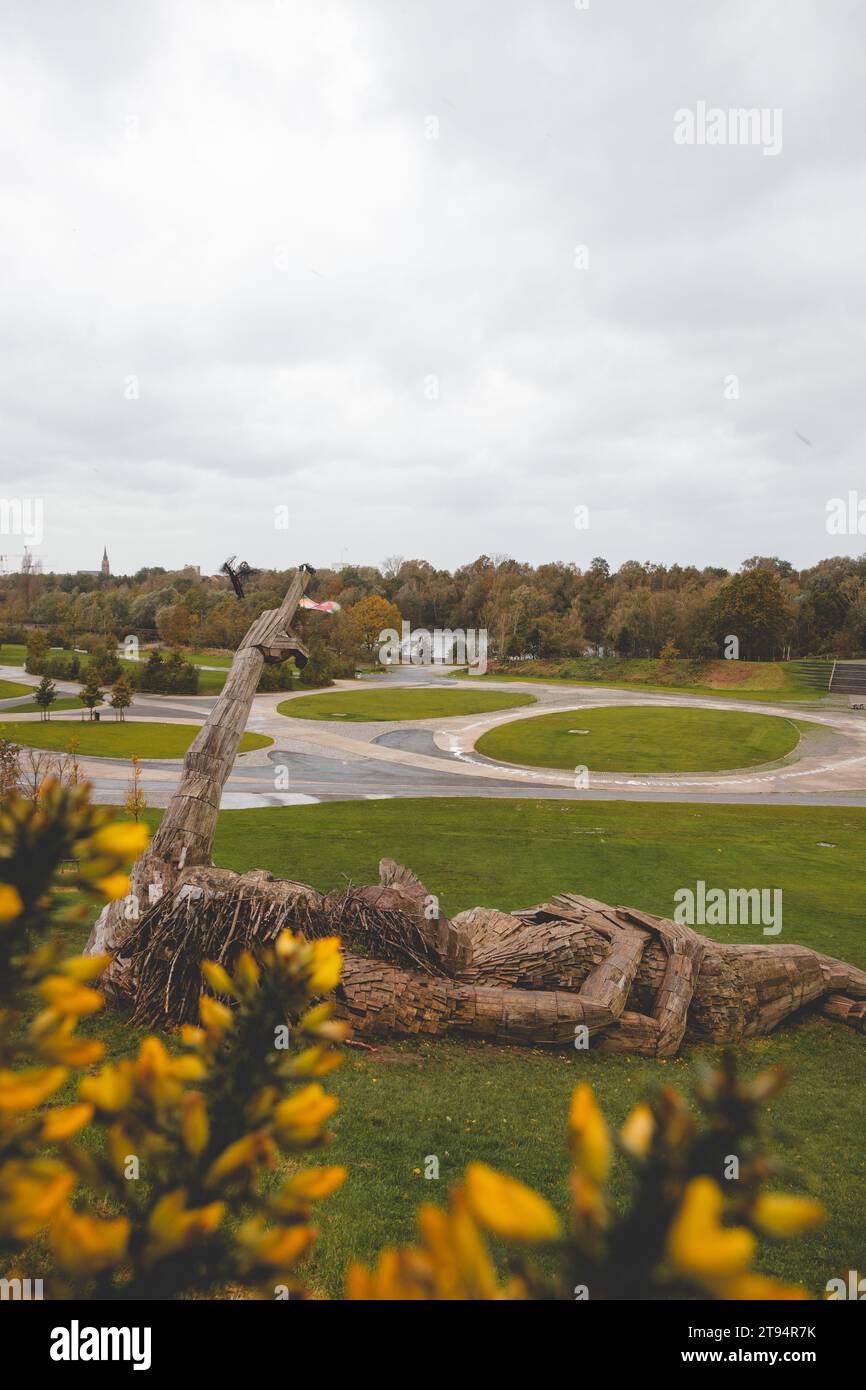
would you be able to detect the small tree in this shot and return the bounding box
[65,736,83,786]
[125,753,147,821]
[0,738,21,804]
[80,675,103,721]
[658,638,680,665]
[24,629,50,672]
[34,675,57,721]
[109,674,133,721]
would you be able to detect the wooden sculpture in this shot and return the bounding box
[86,570,866,1056]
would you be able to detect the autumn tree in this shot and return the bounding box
[109,675,133,721]
[710,570,793,661]
[80,675,103,721]
[345,595,402,660]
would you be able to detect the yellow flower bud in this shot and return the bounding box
[308,938,342,995]
[200,994,234,1033]
[275,1166,348,1205]
[237,1218,318,1267]
[146,1189,225,1259]
[181,1092,210,1157]
[0,883,23,922]
[79,1062,134,1113]
[96,872,131,902]
[234,950,260,992]
[0,1159,75,1239]
[89,822,149,860]
[58,954,111,983]
[36,976,103,1017]
[201,960,234,996]
[620,1102,655,1158]
[752,1193,824,1239]
[272,1084,338,1142]
[668,1177,756,1281]
[205,1133,277,1187]
[50,1205,129,1276]
[568,1083,612,1182]
[464,1162,561,1243]
[0,1065,68,1114]
[42,1102,94,1141]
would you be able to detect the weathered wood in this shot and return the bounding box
[86,566,311,973]
[102,855,866,1056]
[86,570,866,1054]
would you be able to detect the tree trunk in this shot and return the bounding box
[86,566,311,975]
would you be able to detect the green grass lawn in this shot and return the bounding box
[475,706,814,773]
[3,696,85,713]
[278,687,536,722]
[183,649,235,668]
[0,720,271,758]
[454,657,834,704]
[0,643,28,665]
[51,796,866,1298]
[0,644,81,667]
[0,678,34,699]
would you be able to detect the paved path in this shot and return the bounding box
[4,662,866,808]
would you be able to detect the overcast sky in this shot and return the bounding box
[1,0,864,578]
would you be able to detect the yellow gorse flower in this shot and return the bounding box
[200,994,234,1035]
[95,872,131,902]
[41,1102,94,1141]
[36,975,104,1017]
[57,953,112,983]
[79,1061,135,1114]
[667,1177,755,1281]
[50,1205,130,1276]
[752,1193,825,1239]
[205,1133,277,1187]
[201,961,234,997]
[0,1065,68,1113]
[620,1102,655,1158]
[307,938,343,995]
[0,1159,75,1240]
[274,1166,348,1205]
[88,823,149,860]
[568,1082,612,1182]
[0,883,24,922]
[237,1217,318,1267]
[146,1188,225,1260]
[180,1092,210,1157]
[272,1084,338,1143]
[464,1162,561,1243]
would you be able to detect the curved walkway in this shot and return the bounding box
[3,663,865,807]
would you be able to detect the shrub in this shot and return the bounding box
[131,649,199,695]
[0,783,347,1298]
[257,661,295,693]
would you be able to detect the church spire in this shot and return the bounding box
[101,546,110,577]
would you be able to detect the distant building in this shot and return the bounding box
[81,546,111,577]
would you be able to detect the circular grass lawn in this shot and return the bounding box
[278,687,536,722]
[0,679,34,700]
[475,706,808,773]
[0,721,272,759]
